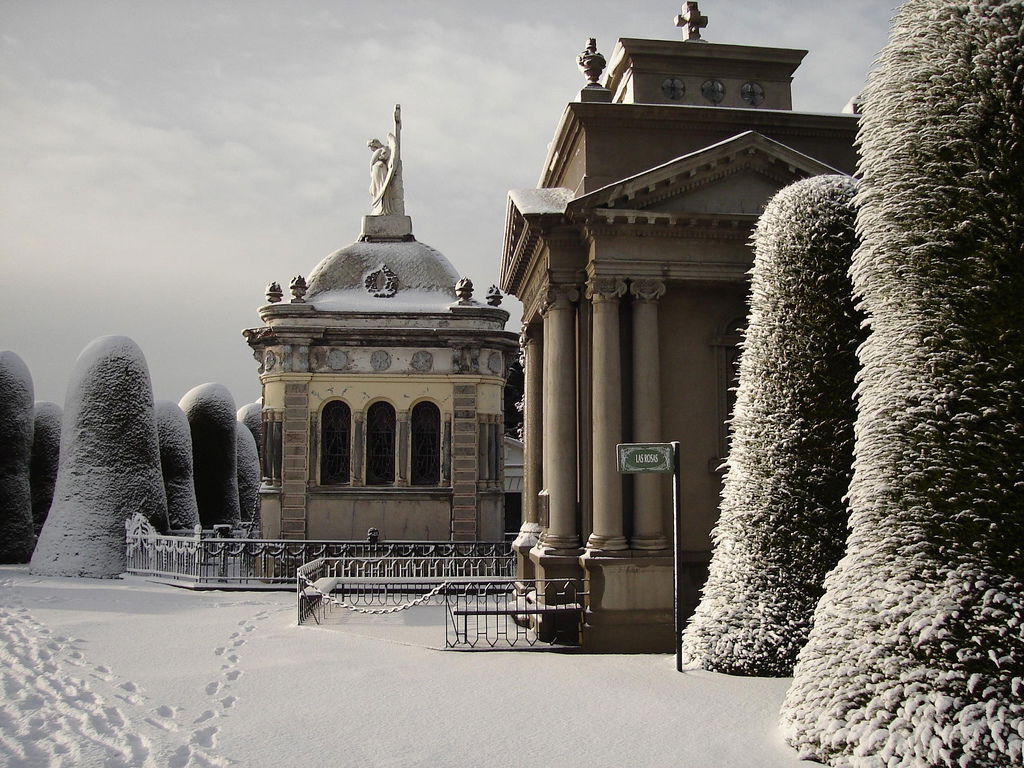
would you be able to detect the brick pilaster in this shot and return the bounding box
[280,381,310,539]
[451,384,479,540]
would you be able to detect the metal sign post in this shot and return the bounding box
[616,441,683,671]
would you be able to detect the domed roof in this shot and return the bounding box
[305,238,459,312]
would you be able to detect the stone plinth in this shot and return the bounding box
[579,551,675,653]
[529,546,584,643]
[360,214,413,240]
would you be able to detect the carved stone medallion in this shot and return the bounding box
[741,81,765,106]
[411,350,433,372]
[327,349,350,371]
[487,351,504,375]
[264,350,277,371]
[370,350,392,371]
[701,79,725,104]
[661,77,686,100]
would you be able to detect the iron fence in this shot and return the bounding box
[126,514,514,589]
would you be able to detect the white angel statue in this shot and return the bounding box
[367,105,405,215]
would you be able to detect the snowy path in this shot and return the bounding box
[0,567,822,767]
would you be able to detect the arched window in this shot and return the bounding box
[410,402,441,486]
[366,401,396,485]
[320,401,351,484]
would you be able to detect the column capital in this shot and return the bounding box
[586,276,628,303]
[630,278,667,302]
[542,285,580,314]
[519,322,542,348]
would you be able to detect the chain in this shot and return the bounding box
[300,573,449,615]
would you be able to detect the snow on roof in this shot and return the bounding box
[508,187,575,215]
[306,239,459,307]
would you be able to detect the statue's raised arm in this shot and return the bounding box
[367,104,405,216]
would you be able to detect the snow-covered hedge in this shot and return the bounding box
[237,400,262,454]
[179,383,240,527]
[155,400,200,532]
[680,175,861,676]
[235,422,259,522]
[782,2,1024,765]
[31,337,167,577]
[30,401,62,537]
[0,351,36,563]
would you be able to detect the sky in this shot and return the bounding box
[1,0,898,409]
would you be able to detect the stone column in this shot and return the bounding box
[586,276,628,551]
[397,410,410,486]
[451,384,479,540]
[517,324,543,544]
[630,278,669,550]
[538,286,580,551]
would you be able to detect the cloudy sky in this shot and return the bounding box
[1,0,897,409]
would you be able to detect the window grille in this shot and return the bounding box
[320,401,351,484]
[366,402,396,485]
[410,402,441,485]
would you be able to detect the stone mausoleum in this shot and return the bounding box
[245,107,518,542]
[501,6,859,651]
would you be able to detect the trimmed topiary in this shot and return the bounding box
[680,174,862,676]
[155,400,200,532]
[236,422,259,522]
[179,383,240,528]
[782,2,1024,765]
[30,401,62,537]
[0,351,36,563]
[31,337,167,577]
[236,400,262,455]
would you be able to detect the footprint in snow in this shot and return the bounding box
[191,725,219,749]
[205,681,221,696]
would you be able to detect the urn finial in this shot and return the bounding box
[289,275,308,303]
[577,38,606,86]
[266,281,283,303]
[486,285,503,306]
[455,277,474,305]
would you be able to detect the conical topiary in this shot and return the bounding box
[0,351,36,563]
[236,421,259,522]
[30,401,62,537]
[154,400,200,532]
[680,175,862,676]
[31,337,167,577]
[179,383,240,528]
[781,2,1024,765]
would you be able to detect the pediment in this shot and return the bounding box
[567,132,847,215]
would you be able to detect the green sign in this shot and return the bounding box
[616,443,674,473]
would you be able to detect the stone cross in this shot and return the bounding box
[675,2,708,41]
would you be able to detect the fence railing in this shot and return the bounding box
[295,567,583,649]
[126,514,514,589]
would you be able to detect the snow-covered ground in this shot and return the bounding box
[0,566,820,768]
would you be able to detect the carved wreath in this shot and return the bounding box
[364,264,398,298]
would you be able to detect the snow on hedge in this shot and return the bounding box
[31,337,167,577]
[237,400,262,452]
[680,175,861,677]
[0,350,36,563]
[235,422,259,522]
[179,383,240,527]
[781,2,1024,765]
[30,401,62,536]
[155,400,200,532]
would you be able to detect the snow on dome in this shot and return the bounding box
[155,400,200,531]
[31,336,167,578]
[179,383,240,527]
[235,422,259,522]
[0,350,36,563]
[30,401,62,537]
[304,239,458,312]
